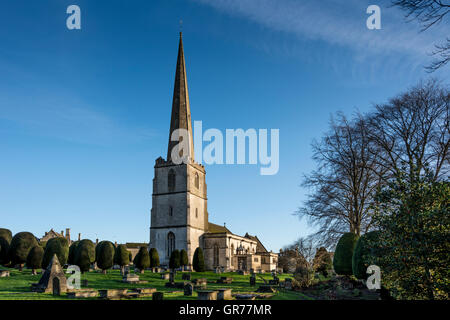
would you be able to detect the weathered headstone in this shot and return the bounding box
[284,278,293,290]
[169,271,175,283]
[184,283,193,296]
[197,290,218,300]
[161,272,170,280]
[250,276,256,286]
[0,271,10,277]
[217,288,232,300]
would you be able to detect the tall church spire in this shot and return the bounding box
[167,32,195,162]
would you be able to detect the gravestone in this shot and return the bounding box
[152,292,164,300]
[217,288,232,300]
[192,278,207,286]
[169,271,175,283]
[0,271,10,277]
[235,294,256,300]
[197,290,218,300]
[218,276,233,284]
[284,278,292,290]
[184,283,193,296]
[31,254,67,294]
[214,267,221,274]
[161,272,170,280]
[250,276,256,286]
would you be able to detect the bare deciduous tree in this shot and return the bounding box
[368,79,449,182]
[391,0,450,71]
[297,113,383,249]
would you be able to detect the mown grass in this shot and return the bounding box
[0,267,311,300]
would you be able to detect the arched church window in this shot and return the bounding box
[168,169,176,192]
[167,232,175,257]
[213,244,219,267]
[194,172,199,189]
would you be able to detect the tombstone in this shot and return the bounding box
[31,254,67,294]
[217,288,232,300]
[182,273,191,280]
[0,271,10,277]
[235,294,256,300]
[250,276,256,286]
[184,283,193,296]
[218,276,233,284]
[81,279,89,287]
[192,278,207,286]
[152,292,164,300]
[284,278,293,290]
[99,289,128,299]
[197,290,218,300]
[214,267,221,274]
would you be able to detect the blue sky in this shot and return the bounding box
[0,0,448,251]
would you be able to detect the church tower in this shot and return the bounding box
[150,33,208,267]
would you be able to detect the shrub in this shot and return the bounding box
[333,233,359,275]
[313,247,333,276]
[26,246,44,274]
[352,231,381,279]
[193,247,205,272]
[0,228,12,265]
[74,239,95,273]
[114,244,130,268]
[9,232,39,268]
[180,249,188,267]
[149,248,160,268]
[169,250,181,269]
[68,241,79,265]
[133,247,150,273]
[96,241,115,274]
[293,265,315,289]
[42,237,69,269]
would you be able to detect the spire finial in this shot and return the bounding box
[179,19,183,34]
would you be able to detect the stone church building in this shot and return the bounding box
[149,33,278,272]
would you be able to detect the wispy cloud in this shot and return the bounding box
[193,0,448,69]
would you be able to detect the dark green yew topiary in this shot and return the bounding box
[114,244,130,268]
[42,237,69,269]
[96,241,115,274]
[180,249,188,267]
[0,228,12,265]
[26,246,44,274]
[68,241,79,265]
[149,248,160,268]
[193,247,205,272]
[9,232,39,267]
[352,231,381,279]
[74,239,95,273]
[333,232,359,275]
[169,250,181,269]
[133,247,150,273]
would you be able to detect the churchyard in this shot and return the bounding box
[0,266,313,300]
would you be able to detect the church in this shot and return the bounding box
[149,33,278,272]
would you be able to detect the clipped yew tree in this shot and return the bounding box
[42,237,69,269]
[26,246,44,275]
[352,231,381,279]
[169,250,181,270]
[333,232,359,275]
[193,247,205,272]
[68,240,79,265]
[9,232,39,270]
[114,244,130,274]
[133,247,150,273]
[96,241,115,274]
[0,228,12,265]
[149,248,160,269]
[74,239,95,273]
[180,249,188,268]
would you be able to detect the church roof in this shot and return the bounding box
[167,32,195,162]
[244,233,269,253]
[208,222,232,234]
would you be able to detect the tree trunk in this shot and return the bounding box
[102,269,107,275]
[32,269,36,275]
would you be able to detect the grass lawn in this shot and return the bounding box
[0,267,312,300]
